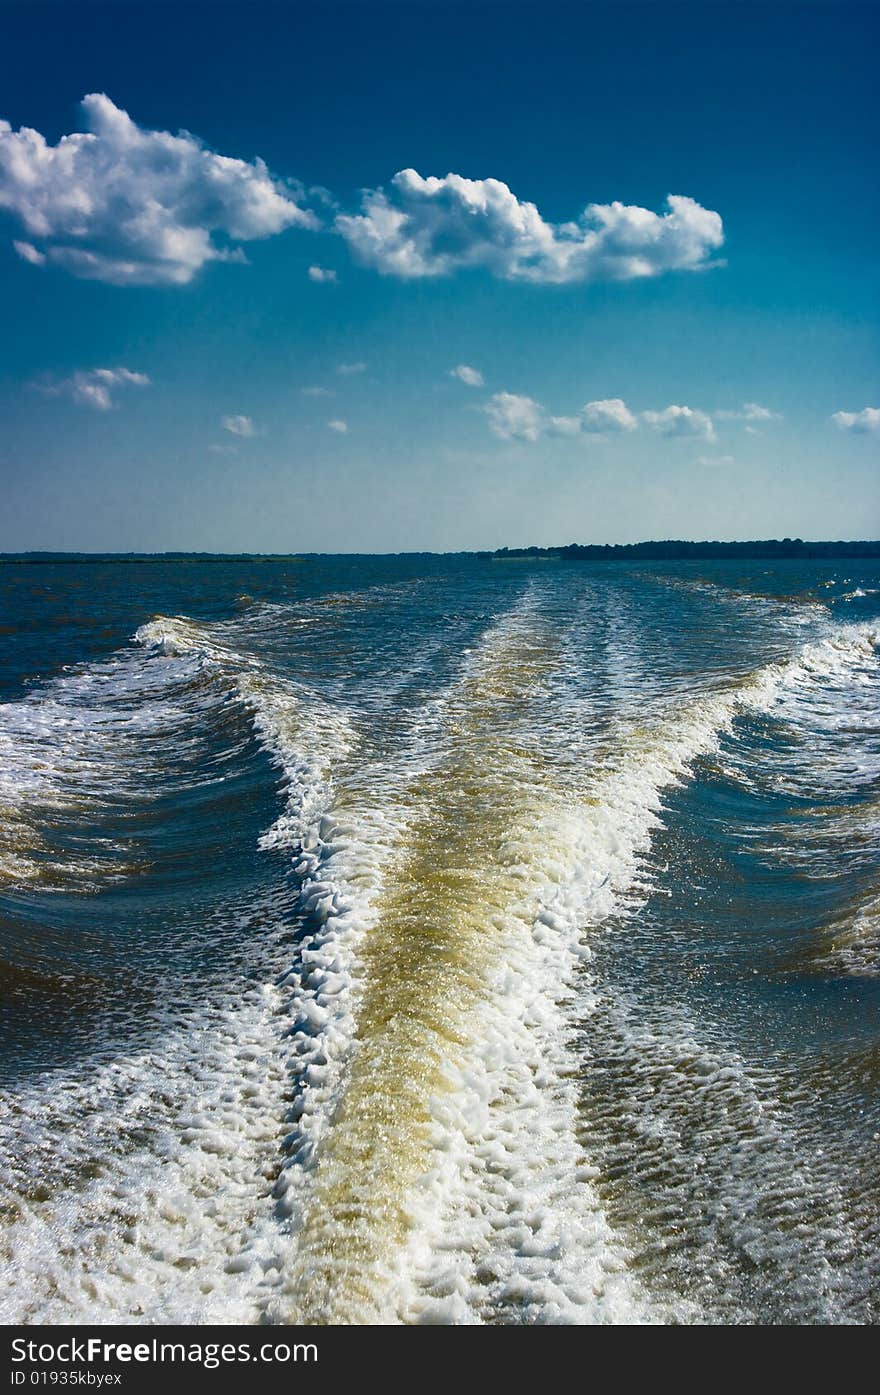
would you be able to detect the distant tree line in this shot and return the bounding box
[3,540,879,564]
[494,539,880,560]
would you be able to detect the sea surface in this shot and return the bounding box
[0,554,878,1325]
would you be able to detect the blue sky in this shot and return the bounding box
[0,0,877,552]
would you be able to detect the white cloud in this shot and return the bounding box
[484,391,543,441]
[831,407,880,433]
[301,385,332,396]
[221,413,255,437]
[337,361,367,375]
[581,397,638,433]
[0,93,314,286]
[643,404,715,440]
[450,363,484,387]
[716,401,781,422]
[37,366,149,410]
[336,169,723,284]
[1,103,728,297]
[328,418,348,433]
[696,453,735,466]
[482,390,724,446]
[484,391,640,442]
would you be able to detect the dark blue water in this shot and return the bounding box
[0,556,877,1323]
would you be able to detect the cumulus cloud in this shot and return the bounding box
[643,404,715,440]
[484,392,544,441]
[328,418,348,433]
[337,361,366,375]
[1,101,727,295]
[482,390,726,445]
[336,169,723,284]
[301,385,332,397]
[0,93,314,286]
[581,397,638,433]
[831,407,880,433]
[221,414,255,437]
[450,363,484,387]
[37,366,149,410]
[485,391,643,442]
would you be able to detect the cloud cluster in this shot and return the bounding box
[327,418,348,433]
[0,93,313,285]
[2,96,727,296]
[831,407,880,433]
[336,170,723,284]
[484,392,717,442]
[38,366,149,410]
[642,404,715,440]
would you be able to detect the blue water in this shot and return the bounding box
[0,556,877,1323]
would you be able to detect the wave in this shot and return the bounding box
[805,884,880,979]
[0,642,245,890]
[0,615,359,1323]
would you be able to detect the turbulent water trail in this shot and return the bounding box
[269,603,645,1322]
[0,580,877,1325]
[263,605,880,1323]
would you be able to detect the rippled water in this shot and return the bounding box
[0,555,878,1324]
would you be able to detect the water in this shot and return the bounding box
[0,554,878,1324]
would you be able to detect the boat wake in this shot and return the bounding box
[0,591,876,1323]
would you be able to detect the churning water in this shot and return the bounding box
[1,555,878,1323]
